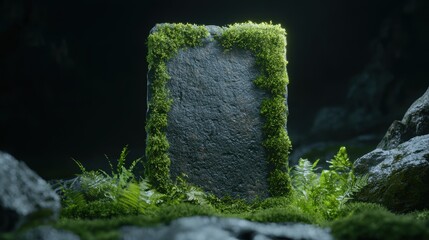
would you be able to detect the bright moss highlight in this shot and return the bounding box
[217,22,292,196]
[145,23,209,192]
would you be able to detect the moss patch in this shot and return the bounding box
[146,22,291,197]
[145,23,209,193]
[331,207,429,240]
[217,22,291,197]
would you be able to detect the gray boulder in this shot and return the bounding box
[0,152,60,232]
[120,216,332,240]
[354,135,429,212]
[378,87,429,149]
[354,87,429,212]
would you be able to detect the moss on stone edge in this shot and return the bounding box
[146,22,292,197]
[146,23,209,192]
[217,22,292,197]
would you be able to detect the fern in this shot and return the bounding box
[167,174,208,205]
[291,146,368,219]
[118,182,147,213]
[61,146,145,218]
[62,187,86,207]
[72,158,86,173]
[139,179,165,205]
[291,158,319,200]
[327,146,351,173]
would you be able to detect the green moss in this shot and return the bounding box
[217,22,291,197]
[55,215,158,240]
[145,23,209,193]
[331,207,429,240]
[247,206,316,224]
[154,203,218,223]
[334,202,388,219]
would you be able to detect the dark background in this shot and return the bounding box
[1,0,428,179]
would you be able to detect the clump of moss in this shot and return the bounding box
[331,208,429,240]
[248,206,317,224]
[145,23,209,193]
[154,203,218,223]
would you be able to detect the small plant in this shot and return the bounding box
[166,174,208,205]
[61,146,164,218]
[60,147,212,219]
[290,146,368,219]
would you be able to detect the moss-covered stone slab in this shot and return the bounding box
[146,22,291,199]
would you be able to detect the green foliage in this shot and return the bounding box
[335,202,388,219]
[247,206,316,224]
[331,207,429,240]
[217,21,291,197]
[166,174,208,205]
[154,203,218,223]
[408,209,429,220]
[55,215,158,240]
[61,146,164,219]
[207,195,258,214]
[145,23,209,193]
[60,147,213,220]
[290,146,368,219]
[268,169,292,197]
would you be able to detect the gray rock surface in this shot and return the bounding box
[120,216,332,240]
[0,152,60,232]
[378,87,429,150]
[18,226,80,240]
[354,88,429,212]
[354,135,429,212]
[149,25,272,199]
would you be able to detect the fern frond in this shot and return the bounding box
[128,157,142,173]
[72,158,86,173]
[291,158,319,200]
[118,182,146,213]
[327,146,351,173]
[62,188,86,207]
[117,145,129,174]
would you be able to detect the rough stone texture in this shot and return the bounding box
[354,135,429,212]
[378,87,429,150]
[0,151,60,232]
[120,216,333,240]
[149,25,271,199]
[354,88,429,212]
[18,226,80,240]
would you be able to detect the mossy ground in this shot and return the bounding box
[2,144,419,240]
[2,201,429,240]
